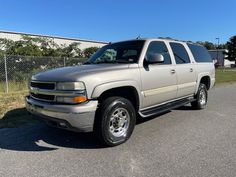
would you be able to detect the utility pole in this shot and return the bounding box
[216,37,220,65]
[4,54,9,93]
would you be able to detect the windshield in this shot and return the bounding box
[84,40,145,64]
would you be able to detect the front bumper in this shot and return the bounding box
[25,96,98,132]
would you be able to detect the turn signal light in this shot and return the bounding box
[73,96,87,103]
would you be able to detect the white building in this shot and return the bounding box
[0,30,108,50]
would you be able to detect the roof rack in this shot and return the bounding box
[157,37,190,43]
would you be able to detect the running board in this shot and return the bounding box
[139,97,195,118]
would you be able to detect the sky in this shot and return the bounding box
[0,0,235,44]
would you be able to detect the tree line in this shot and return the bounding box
[0,35,99,59]
[0,35,100,82]
[0,34,236,63]
[196,35,236,63]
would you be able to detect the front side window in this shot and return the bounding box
[146,41,171,64]
[170,43,190,64]
[85,41,145,64]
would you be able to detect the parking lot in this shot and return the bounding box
[0,83,236,177]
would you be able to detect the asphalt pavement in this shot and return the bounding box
[0,83,236,177]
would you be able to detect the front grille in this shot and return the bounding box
[30,81,56,102]
[31,81,55,90]
[31,93,55,101]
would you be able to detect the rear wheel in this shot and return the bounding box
[191,83,208,109]
[94,97,136,146]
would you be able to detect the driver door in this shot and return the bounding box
[140,41,177,108]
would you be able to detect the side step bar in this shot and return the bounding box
[139,97,195,118]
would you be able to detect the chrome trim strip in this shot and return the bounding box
[31,80,56,84]
[143,82,196,97]
[30,93,56,102]
[143,85,177,97]
[30,87,85,96]
[178,82,196,89]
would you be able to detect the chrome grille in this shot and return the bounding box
[30,93,55,102]
[30,81,56,102]
[30,81,55,90]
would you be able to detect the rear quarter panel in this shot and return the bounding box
[194,62,215,94]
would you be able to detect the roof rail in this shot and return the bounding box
[158,37,192,43]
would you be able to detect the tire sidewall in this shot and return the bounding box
[196,84,208,109]
[101,98,136,146]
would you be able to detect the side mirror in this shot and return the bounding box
[146,53,164,64]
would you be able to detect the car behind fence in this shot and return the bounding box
[0,55,86,93]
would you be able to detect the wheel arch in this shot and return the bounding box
[92,81,141,111]
[195,73,211,94]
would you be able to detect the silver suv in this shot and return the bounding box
[26,38,215,146]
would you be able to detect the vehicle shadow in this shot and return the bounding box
[174,105,194,111]
[0,108,103,152]
[0,106,186,152]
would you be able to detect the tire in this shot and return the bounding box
[191,83,208,109]
[94,96,136,147]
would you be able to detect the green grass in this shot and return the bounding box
[0,91,27,116]
[0,91,38,128]
[215,69,236,84]
[0,80,29,93]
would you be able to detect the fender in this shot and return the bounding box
[91,80,142,109]
[194,72,211,94]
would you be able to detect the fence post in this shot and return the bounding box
[4,54,9,93]
[63,57,66,67]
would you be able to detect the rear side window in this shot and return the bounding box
[170,43,190,64]
[187,43,212,62]
[146,41,171,64]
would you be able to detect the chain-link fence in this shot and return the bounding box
[0,55,87,93]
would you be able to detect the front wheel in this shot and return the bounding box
[191,83,208,109]
[94,97,136,147]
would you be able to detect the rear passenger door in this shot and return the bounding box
[169,42,197,98]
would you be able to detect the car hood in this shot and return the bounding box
[32,64,130,82]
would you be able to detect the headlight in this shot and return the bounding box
[56,95,87,104]
[56,82,85,90]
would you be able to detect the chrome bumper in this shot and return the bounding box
[25,96,98,132]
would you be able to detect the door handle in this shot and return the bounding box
[190,68,193,72]
[171,69,176,74]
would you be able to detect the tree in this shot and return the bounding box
[83,47,100,58]
[0,38,15,56]
[196,41,216,50]
[196,41,228,50]
[0,35,84,58]
[57,42,82,58]
[0,35,98,60]
[225,35,236,63]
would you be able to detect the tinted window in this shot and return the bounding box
[170,43,190,64]
[187,43,212,62]
[146,41,171,64]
